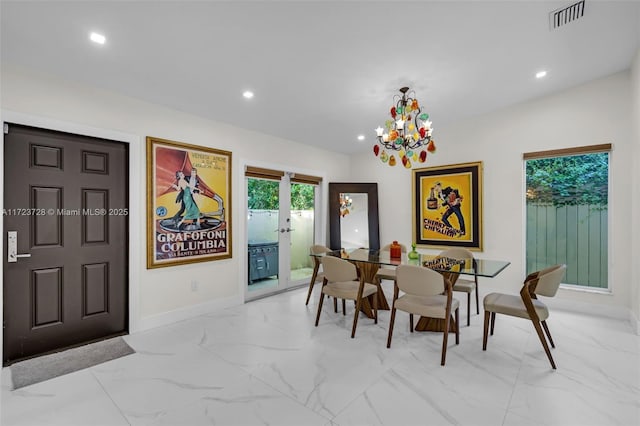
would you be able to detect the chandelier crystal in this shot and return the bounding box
[373,87,436,168]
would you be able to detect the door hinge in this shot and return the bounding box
[3,123,8,134]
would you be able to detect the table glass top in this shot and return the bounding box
[313,249,510,278]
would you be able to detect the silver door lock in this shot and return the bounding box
[7,231,31,263]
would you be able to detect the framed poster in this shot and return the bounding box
[146,136,232,268]
[412,161,483,250]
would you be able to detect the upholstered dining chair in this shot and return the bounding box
[374,242,407,285]
[306,244,346,314]
[305,245,332,306]
[315,255,378,338]
[482,264,566,369]
[387,264,460,366]
[439,248,478,326]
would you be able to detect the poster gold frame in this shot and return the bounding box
[146,136,232,268]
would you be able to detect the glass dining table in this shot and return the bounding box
[312,248,510,331]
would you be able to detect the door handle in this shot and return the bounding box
[7,231,31,263]
[286,228,295,233]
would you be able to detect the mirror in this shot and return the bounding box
[339,192,369,249]
[329,182,380,250]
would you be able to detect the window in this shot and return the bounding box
[524,144,611,290]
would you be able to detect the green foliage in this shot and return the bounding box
[526,153,608,207]
[247,179,315,210]
[247,179,279,209]
[291,183,315,210]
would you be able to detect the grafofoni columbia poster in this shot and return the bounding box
[146,136,232,268]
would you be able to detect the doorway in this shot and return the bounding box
[245,167,321,300]
[3,123,129,364]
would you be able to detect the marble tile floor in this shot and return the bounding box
[2,285,639,426]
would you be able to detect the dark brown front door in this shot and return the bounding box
[3,123,129,364]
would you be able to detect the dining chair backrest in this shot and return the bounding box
[439,248,474,262]
[310,245,332,255]
[532,264,566,297]
[381,243,407,252]
[524,263,560,282]
[396,264,445,297]
[321,256,358,282]
[350,248,370,256]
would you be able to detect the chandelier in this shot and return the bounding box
[339,193,352,217]
[373,87,436,168]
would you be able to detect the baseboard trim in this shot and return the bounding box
[545,297,639,332]
[136,295,243,332]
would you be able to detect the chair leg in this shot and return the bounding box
[351,296,362,339]
[441,310,451,366]
[305,280,315,306]
[541,320,555,348]
[314,291,325,326]
[342,299,346,316]
[386,307,397,348]
[373,293,378,324]
[334,297,338,313]
[482,311,490,350]
[455,308,460,345]
[531,318,557,369]
[490,312,496,335]
[466,293,471,326]
[305,266,319,306]
[409,314,414,333]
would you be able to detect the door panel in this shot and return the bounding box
[288,182,315,286]
[246,172,319,300]
[3,124,129,364]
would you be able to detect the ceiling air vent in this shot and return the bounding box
[549,0,585,30]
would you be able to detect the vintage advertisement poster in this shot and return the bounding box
[146,136,232,268]
[412,162,482,250]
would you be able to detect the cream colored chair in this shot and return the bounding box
[439,248,478,326]
[306,245,346,314]
[305,245,332,306]
[483,264,566,369]
[387,264,460,366]
[374,243,407,284]
[315,255,378,338]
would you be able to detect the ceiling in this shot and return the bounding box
[2,1,639,155]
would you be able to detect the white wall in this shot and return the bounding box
[1,62,637,343]
[0,65,351,334]
[351,71,635,314]
[631,48,640,332]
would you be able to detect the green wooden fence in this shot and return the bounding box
[526,203,608,288]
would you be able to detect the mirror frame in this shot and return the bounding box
[329,182,380,250]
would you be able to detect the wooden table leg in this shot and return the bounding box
[414,316,457,332]
[352,261,390,318]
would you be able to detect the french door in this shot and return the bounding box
[245,167,321,300]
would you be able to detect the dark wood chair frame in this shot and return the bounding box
[315,271,378,338]
[387,273,459,366]
[482,269,559,369]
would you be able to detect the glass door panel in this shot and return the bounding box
[289,182,315,285]
[247,177,280,294]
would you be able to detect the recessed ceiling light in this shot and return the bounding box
[242,91,254,99]
[357,135,365,141]
[89,32,106,45]
[536,70,547,79]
